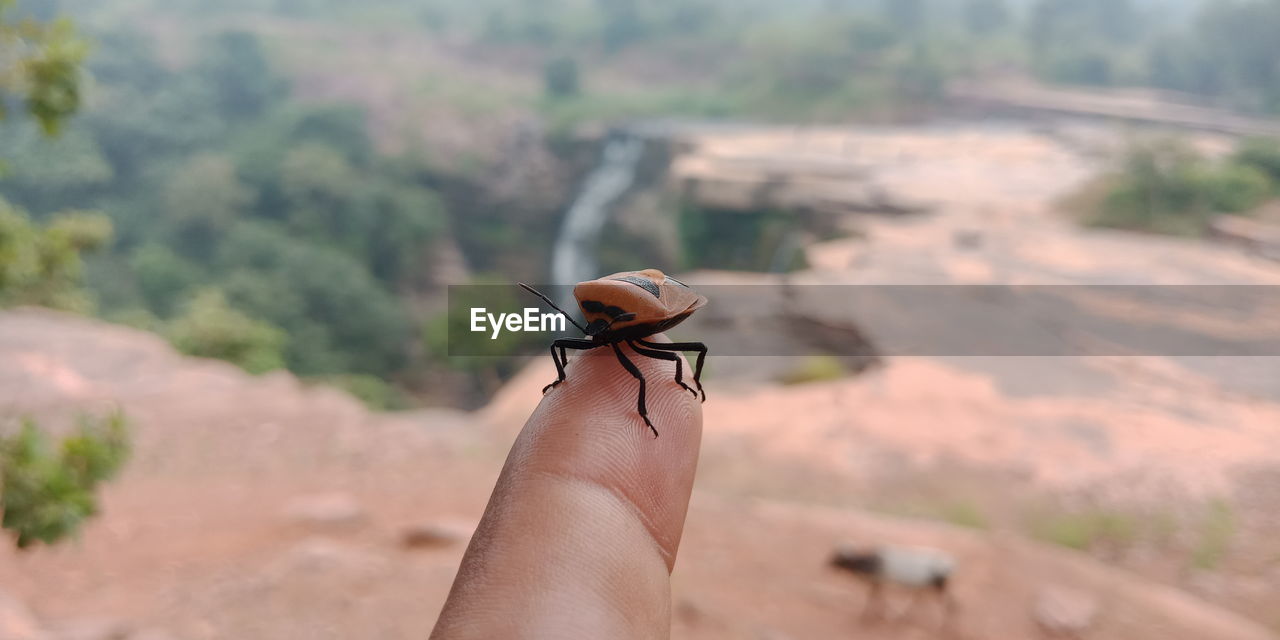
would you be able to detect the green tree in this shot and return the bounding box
[0,9,132,554]
[1028,0,1139,47]
[0,0,87,135]
[1201,163,1271,213]
[163,153,254,259]
[845,17,898,58]
[0,125,112,212]
[882,0,927,35]
[129,244,202,316]
[1233,137,1280,185]
[216,222,411,376]
[0,198,111,311]
[196,30,287,120]
[543,55,581,99]
[364,180,446,284]
[280,142,361,241]
[1189,1,1280,112]
[1087,138,1273,235]
[1027,0,1139,86]
[167,288,287,374]
[963,0,1010,35]
[0,411,130,549]
[83,31,227,182]
[598,0,644,52]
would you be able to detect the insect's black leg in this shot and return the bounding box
[612,342,658,438]
[628,340,696,397]
[543,342,565,394]
[636,340,708,402]
[542,338,600,393]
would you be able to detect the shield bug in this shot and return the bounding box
[519,269,708,437]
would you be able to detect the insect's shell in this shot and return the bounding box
[573,269,707,339]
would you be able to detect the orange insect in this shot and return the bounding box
[520,269,708,437]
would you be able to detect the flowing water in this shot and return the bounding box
[550,135,645,288]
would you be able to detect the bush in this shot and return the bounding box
[314,373,406,411]
[1191,499,1236,571]
[167,289,287,374]
[1233,137,1280,185]
[0,412,131,549]
[886,499,991,530]
[1028,508,1140,552]
[130,244,203,316]
[779,355,848,385]
[216,225,412,376]
[1202,163,1272,213]
[543,56,581,99]
[0,198,112,311]
[1086,139,1274,236]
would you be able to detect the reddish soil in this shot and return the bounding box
[2,309,1276,639]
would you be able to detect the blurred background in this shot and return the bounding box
[3,0,1280,638]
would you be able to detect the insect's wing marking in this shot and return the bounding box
[685,294,709,313]
[659,281,706,314]
[611,275,661,298]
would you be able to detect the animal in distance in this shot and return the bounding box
[829,543,958,625]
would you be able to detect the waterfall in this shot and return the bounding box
[550,135,645,288]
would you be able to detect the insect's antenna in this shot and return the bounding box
[518,283,587,334]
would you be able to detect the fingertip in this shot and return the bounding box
[432,335,705,638]
[518,335,703,562]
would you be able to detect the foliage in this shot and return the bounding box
[0,126,113,210]
[936,500,990,530]
[680,204,806,271]
[1233,137,1280,186]
[599,0,646,52]
[1191,499,1236,571]
[779,355,849,385]
[881,0,927,36]
[216,223,412,376]
[130,244,202,316]
[164,154,255,259]
[1,25,443,392]
[1201,163,1272,214]
[280,142,361,239]
[314,373,408,411]
[963,0,1010,36]
[1143,1,1280,113]
[543,55,580,99]
[1028,507,1141,552]
[0,411,130,549]
[0,0,88,135]
[886,498,991,530]
[1026,0,1140,86]
[197,30,289,121]
[1085,138,1274,236]
[166,288,287,374]
[0,197,111,311]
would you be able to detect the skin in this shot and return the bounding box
[431,335,703,640]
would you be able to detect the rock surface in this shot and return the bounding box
[283,493,367,531]
[0,591,47,640]
[399,521,474,550]
[1034,585,1101,636]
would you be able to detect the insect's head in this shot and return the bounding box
[584,312,637,337]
